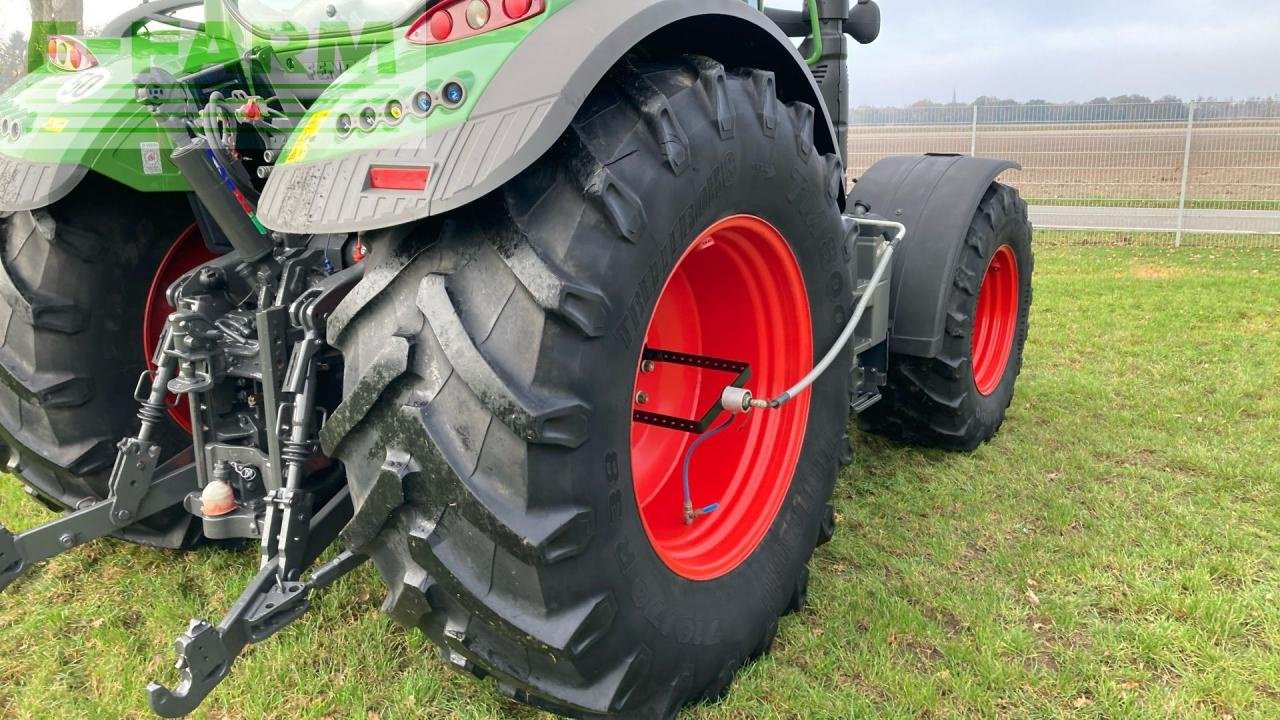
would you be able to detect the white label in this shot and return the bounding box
[141,142,163,175]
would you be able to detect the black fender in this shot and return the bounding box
[258,0,841,234]
[850,154,1020,358]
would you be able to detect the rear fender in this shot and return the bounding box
[0,34,241,211]
[850,154,1020,358]
[258,0,840,234]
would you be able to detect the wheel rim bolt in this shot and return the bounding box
[635,391,649,405]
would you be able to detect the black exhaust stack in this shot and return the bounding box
[170,137,274,265]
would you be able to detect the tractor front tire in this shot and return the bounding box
[859,182,1033,451]
[0,174,200,548]
[323,57,853,717]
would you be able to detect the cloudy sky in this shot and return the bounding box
[3,0,1278,106]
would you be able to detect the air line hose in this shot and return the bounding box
[722,217,907,413]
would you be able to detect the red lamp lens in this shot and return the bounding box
[503,0,532,17]
[428,11,453,41]
[406,0,544,45]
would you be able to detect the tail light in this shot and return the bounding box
[46,36,98,72]
[407,0,546,45]
[369,167,431,192]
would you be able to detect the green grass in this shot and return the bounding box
[1026,197,1280,212]
[3,245,1279,719]
[1037,229,1280,250]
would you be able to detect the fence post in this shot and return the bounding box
[970,104,979,157]
[1175,101,1196,248]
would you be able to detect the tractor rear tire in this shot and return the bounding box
[322,57,853,717]
[859,182,1033,451]
[0,174,201,549]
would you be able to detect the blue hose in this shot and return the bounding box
[682,413,736,521]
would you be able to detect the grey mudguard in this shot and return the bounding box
[258,0,839,235]
[0,157,89,212]
[850,154,1020,359]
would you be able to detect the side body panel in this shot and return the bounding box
[849,154,1020,358]
[0,33,240,210]
[258,0,841,234]
[0,6,396,212]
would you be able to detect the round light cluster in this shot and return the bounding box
[0,117,21,142]
[336,80,467,139]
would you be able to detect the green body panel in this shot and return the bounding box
[0,1,399,195]
[0,0,768,198]
[277,1,570,167]
[0,33,239,191]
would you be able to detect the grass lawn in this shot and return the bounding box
[2,245,1278,719]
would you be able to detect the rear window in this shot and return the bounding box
[228,0,420,35]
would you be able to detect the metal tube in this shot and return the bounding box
[803,0,824,65]
[770,218,906,407]
[1176,101,1196,248]
[970,104,979,157]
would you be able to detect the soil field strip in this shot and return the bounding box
[847,121,1280,207]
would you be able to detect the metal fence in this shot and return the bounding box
[847,101,1280,248]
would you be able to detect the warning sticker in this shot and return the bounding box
[141,142,163,175]
[285,111,331,165]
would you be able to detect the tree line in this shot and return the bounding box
[2,10,1277,124]
[852,95,1280,126]
[1,0,84,94]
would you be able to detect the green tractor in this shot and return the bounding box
[0,0,1033,716]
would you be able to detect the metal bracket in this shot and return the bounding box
[260,488,314,583]
[108,438,163,526]
[255,305,289,493]
[631,348,751,435]
[147,488,361,718]
[0,456,197,593]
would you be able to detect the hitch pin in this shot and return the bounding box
[720,217,906,414]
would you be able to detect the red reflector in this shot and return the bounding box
[369,167,430,191]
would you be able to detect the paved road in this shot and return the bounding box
[1030,205,1280,235]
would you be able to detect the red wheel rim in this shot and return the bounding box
[629,215,813,581]
[971,244,1020,396]
[143,224,217,433]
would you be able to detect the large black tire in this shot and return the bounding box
[0,174,200,548]
[859,183,1033,451]
[322,57,853,717]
